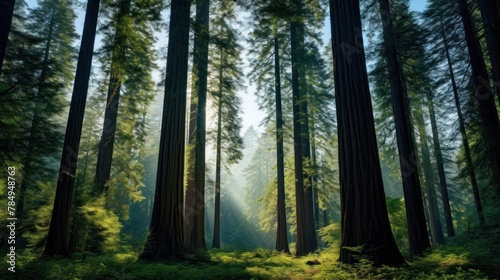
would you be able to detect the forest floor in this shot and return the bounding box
[1,224,499,280]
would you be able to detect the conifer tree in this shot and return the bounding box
[376,0,430,255]
[141,0,191,259]
[330,0,404,266]
[16,0,77,222]
[43,0,101,256]
[457,0,500,190]
[185,0,210,252]
[0,0,15,73]
[210,0,244,248]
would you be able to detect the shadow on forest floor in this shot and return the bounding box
[1,226,499,279]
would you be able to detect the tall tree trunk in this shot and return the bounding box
[425,87,455,236]
[212,61,223,249]
[310,127,320,232]
[442,24,484,224]
[290,0,317,256]
[185,0,209,252]
[69,122,93,252]
[330,0,404,266]
[416,107,445,245]
[274,34,289,253]
[477,0,500,103]
[140,0,191,259]
[94,0,131,195]
[378,0,430,255]
[458,0,500,188]
[43,0,101,256]
[0,0,15,74]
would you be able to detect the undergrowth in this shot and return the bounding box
[0,225,498,279]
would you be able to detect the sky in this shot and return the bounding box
[24,0,429,137]
[240,0,429,135]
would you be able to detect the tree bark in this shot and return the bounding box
[94,0,130,196]
[477,0,500,104]
[185,0,209,252]
[43,0,101,256]
[425,87,455,236]
[330,0,404,266]
[274,34,289,253]
[416,107,444,245]
[212,58,223,249]
[289,0,317,256]
[441,23,484,224]
[378,0,430,255]
[0,0,15,74]
[458,0,500,188]
[140,0,190,259]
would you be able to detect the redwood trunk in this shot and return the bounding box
[43,0,101,256]
[141,0,190,259]
[94,0,131,196]
[426,88,455,236]
[458,0,500,187]
[185,0,209,252]
[330,0,404,266]
[442,24,484,223]
[378,0,430,255]
[274,34,289,253]
[478,0,500,104]
[416,108,444,245]
[0,0,15,73]
[212,68,223,249]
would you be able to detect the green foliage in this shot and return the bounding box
[386,197,409,255]
[317,223,340,247]
[79,196,123,251]
[2,233,496,279]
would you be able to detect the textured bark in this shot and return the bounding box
[274,35,289,253]
[478,0,500,104]
[289,0,317,256]
[330,0,404,266]
[0,0,15,74]
[43,0,101,256]
[185,0,209,252]
[141,0,190,259]
[426,88,455,236]
[212,65,223,249]
[416,108,444,245]
[442,25,484,224]
[378,0,430,255]
[458,0,500,188]
[94,0,130,195]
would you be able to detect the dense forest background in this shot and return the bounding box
[1,0,500,279]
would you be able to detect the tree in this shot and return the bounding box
[14,0,77,249]
[477,0,500,104]
[457,0,500,189]
[290,0,317,256]
[0,0,15,73]
[247,0,291,253]
[210,0,244,248]
[140,0,191,259]
[441,23,484,223]
[415,105,445,245]
[43,0,101,256]
[330,0,404,266]
[377,0,430,255]
[185,0,210,252]
[422,0,480,227]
